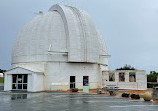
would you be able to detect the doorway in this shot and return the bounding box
[12,74,28,90]
[70,76,75,89]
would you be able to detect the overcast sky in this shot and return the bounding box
[0,0,158,73]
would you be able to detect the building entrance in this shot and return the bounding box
[70,76,75,89]
[12,74,28,90]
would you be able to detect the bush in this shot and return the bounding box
[116,64,135,70]
[147,71,158,88]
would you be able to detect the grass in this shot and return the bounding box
[0,78,4,83]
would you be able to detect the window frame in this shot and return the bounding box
[129,72,136,82]
[12,74,28,90]
[109,71,115,82]
[119,72,125,82]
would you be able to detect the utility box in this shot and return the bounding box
[153,87,158,101]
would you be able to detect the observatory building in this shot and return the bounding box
[4,4,109,92]
[4,4,147,92]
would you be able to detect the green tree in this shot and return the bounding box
[116,64,136,70]
[147,71,158,82]
[147,71,158,88]
[0,69,6,73]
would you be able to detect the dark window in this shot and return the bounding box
[12,75,28,90]
[109,72,115,81]
[23,75,27,83]
[12,75,17,83]
[18,75,22,83]
[23,84,27,89]
[18,84,22,89]
[83,76,89,86]
[70,76,75,89]
[119,72,125,82]
[12,84,17,89]
[129,72,136,82]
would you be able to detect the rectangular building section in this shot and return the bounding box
[102,70,147,90]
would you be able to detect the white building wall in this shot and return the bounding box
[4,73,44,92]
[7,75,12,90]
[25,73,44,92]
[4,74,12,91]
[136,71,147,90]
[33,74,44,92]
[4,67,44,92]
[27,74,32,91]
[12,62,45,73]
[102,70,147,90]
[44,62,102,91]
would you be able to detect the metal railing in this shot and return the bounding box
[70,82,75,89]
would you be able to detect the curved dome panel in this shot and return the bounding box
[12,4,108,65]
[12,10,67,63]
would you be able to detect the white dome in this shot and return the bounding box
[12,4,108,65]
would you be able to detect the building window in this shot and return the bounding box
[109,72,115,82]
[70,76,75,89]
[83,76,89,86]
[129,72,136,82]
[12,74,28,90]
[119,72,125,82]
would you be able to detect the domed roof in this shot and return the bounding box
[12,4,108,65]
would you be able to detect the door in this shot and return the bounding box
[83,76,89,93]
[83,76,89,86]
[70,76,75,89]
[102,71,109,87]
[12,74,28,90]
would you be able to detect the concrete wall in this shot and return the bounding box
[5,62,107,92]
[8,62,108,91]
[4,74,12,91]
[4,67,44,92]
[32,73,44,92]
[102,70,147,90]
[44,62,105,91]
[4,73,44,92]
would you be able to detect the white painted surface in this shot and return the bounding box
[12,4,108,65]
[27,74,32,91]
[4,67,44,92]
[4,4,148,91]
[33,73,44,91]
[5,4,109,92]
[4,74,11,91]
[102,70,147,90]
[0,73,3,77]
[44,62,103,90]
[83,86,89,93]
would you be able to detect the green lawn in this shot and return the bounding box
[0,78,4,83]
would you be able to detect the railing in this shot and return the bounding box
[102,85,119,95]
[103,85,119,91]
[70,82,75,89]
